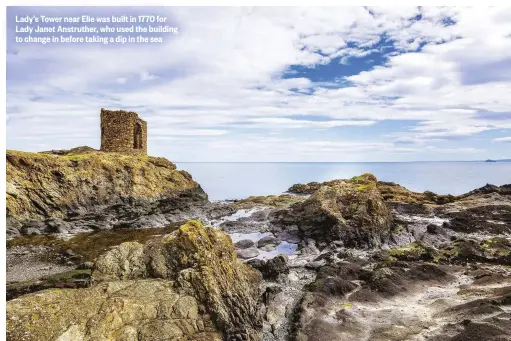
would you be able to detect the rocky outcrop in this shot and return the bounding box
[289,178,459,205]
[382,238,511,266]
[6,148,208,236]
[231,194,306,209]
[274,174,393,248]
[290,259,511,341]
[6,221,263,341]
[7,279,221,341]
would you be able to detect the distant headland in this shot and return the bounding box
[485,159,511,162]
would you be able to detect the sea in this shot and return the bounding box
[176,162,511,201]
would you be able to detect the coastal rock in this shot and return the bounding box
[248,255,289,280]
[7,221,263,341]
[426,223,441,234]
[257,235,280,248]
[232,194,305,209]
[7,279,221,341]
[237,248,261,259]
[438,238,511,265]
[287,182,323,194]
[274,174,393,248]
[236,239,256,249]
[291,261,455,341]
[6,148,207,236]
[380,237,511,266]
[441,204,511,234]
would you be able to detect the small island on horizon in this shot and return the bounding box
[485,159,511,162]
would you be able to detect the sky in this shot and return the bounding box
[6,6,511,162]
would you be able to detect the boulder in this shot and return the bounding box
[248,255,289,280]
[426,223,440,234]
[7,221,263,341]
[235,239,256,249]
[237,248,260,260]
[257,235,279,248]
[275,174,393,248]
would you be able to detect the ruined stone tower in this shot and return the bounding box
[100,108,147,155]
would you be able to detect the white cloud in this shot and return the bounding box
[6,6,511,160]
[246,117,376,129]
[140,72,158,82]
[493,137,511,143]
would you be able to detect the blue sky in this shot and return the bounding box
[6,6,511,161]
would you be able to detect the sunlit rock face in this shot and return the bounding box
[274,174,393,248]
[6,221,263,341]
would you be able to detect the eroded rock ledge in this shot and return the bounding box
[6,147,208,237]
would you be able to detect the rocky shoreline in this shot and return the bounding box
[5,149,511,341]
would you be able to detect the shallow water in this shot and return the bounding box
[176,162,511,200]
[220,210,299,261]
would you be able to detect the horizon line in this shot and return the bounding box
[174,160,511,163]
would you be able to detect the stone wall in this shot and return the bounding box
[100,109,147,155]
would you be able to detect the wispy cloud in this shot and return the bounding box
[6,6,511,161]
[493,137,511,143]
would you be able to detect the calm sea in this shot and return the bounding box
[175,162,511,201]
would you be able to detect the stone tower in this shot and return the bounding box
[100,108,147,155]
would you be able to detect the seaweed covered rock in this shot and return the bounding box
[436,238,511,265]
[380,238,511,266]
[275,174,393,248]
[377,181,458,205]
[6,148,207,236]
[6,221,263,341]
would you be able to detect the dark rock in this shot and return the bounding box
[257,235,279,248]
[306,277,357,296]
[277,231,301,244]
[287,182,322,194]
[44,218,70,234]
[450,322,510,341]
[236,248,260,260]
[235,239,255,249]
[464,183,511,196]
[247,255,289,280]
[21,220,46,235]
[76,261,94,270]
[262,285,283,305]
[259,244,277,252]
[442,205,511,234]
[427,223,440,234]
[6,269,92,301]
